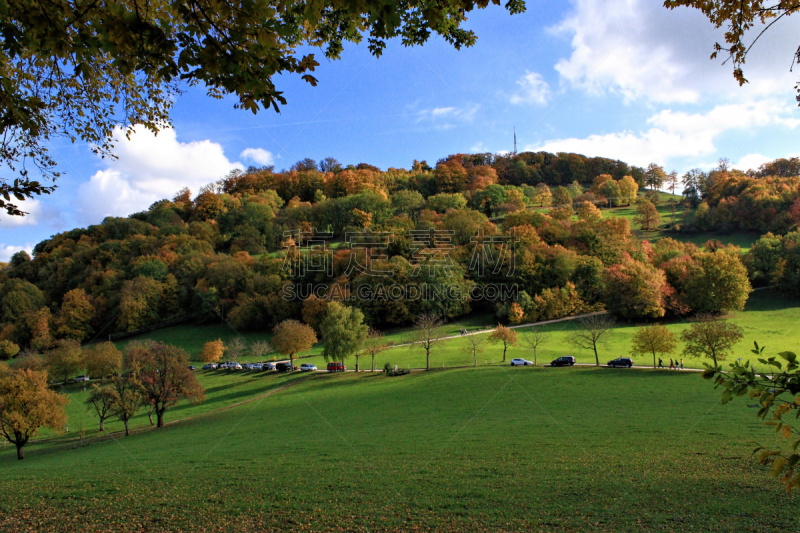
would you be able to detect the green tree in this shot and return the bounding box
[0,0,524,215]
[704,343,800,493]
[320,302,368,370]
[0,340,20,361]
[630,324,678,369]
[683,248,752,314]
[681,315,744,367]
[0,368,69,459]
[272,320,318,369]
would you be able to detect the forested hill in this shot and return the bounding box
[1,150,796,358]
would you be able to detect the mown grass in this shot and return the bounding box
[0,367,795,531]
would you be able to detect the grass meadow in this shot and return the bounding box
[124,290,800,372]
[0,366,795,531]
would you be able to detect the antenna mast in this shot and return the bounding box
[513,127,517,155]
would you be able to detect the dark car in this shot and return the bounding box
[276,362,294,373]
[264,363,275,371]
[550,356,576,367]
[608,357,634,368]
[327,362,346,372]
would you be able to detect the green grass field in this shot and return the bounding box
[133,289,799,372]
[0,367,795,531]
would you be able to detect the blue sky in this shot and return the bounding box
[2,0,800,260]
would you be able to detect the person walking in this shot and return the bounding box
[680,359,684,370]
[669,358,674,369]
[658,358,663,369]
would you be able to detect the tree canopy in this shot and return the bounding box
[0,0,525,215]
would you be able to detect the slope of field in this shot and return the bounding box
[0,367,794,531]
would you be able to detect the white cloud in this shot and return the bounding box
[0,198,64,228]
[0,243,33,262]
[77,126,242,224]
[412,104,480,129]
[528,99,800,167]
[510,71,551,106]
[552,0,800,104]
[240,148,274,166]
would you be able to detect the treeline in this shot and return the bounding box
[0,152,755,355]
[680,166,800,234]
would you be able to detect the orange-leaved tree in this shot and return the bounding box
[272,320,318,369]
[0,368,69,459]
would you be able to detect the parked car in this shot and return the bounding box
[187,365,196,371]
[327,362,346,372]
[241,363,252,370]
[608,357,634,368]
[550,356,576,367]
[300,363,317,372]
[229,362,243,370]
[201,363,217,370]
[264,363,275,371]
[510,358,533,366]
[276,362,293,372]
[250,363,263,371]
[71,375,90,383]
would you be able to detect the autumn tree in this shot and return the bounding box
[602,255,668,319]
[630,325,678,368]
[568,314,615,366]
[126,341,204,427]
[634,198,661,231]
[681,315,744,367]
[618,175,639,205]
[411,314,445,371]
[523,327,550,367]
[201,339,226,363]
[84,342,122,379]
[0,369,69,459]
[56,288,94,341]
[361,329,391,372]
[464,332,486,367]
[644,163,667,190]
[0,340,20,361]
[85,383,116,431]
[320,302,369,370]
[488,324,518,363]
[44,339,84,383]
[666,171,679,195]
[272,320,318,369]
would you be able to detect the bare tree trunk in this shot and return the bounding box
[593,344,599,366]
[426,345,430,370]
[156,409,165,428]
[371,356,375,372]
[124,419,130,436]
[148,409,154,426]
[16,442,24,460]
[99,419,104,431]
